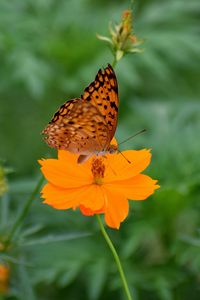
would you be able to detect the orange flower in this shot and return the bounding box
[39,148,159,229]
[0,264,9,294]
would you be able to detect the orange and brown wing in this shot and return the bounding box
[42,98,110,154]
[81,64,119,145]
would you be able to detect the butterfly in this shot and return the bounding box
[42,64,119,163]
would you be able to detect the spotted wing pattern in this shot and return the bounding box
[43,98,110,154]
[81,64,118,141]
[42,64,119,156]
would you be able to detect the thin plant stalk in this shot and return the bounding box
[0,194,9,228]
[96,215,133,300]
[112,56,117,69]
[4,176,44,250]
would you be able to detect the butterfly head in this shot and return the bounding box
[107,144,118,154]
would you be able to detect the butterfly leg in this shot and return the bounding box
[77,154,92,164]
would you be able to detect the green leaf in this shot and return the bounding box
[20,232,91,246]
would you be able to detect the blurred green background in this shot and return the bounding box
[0,0,200,299]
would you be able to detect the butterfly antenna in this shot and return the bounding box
[118,129,146,146]
[117,150,131,164]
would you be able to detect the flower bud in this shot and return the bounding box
[97,9,143,63]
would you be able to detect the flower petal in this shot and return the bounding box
[41,183,85,209]
[80,205,105,216]
[79,184,105,211]
[38,150,92,188]
[105,174,160,200]
[102,187,129,229]
[41,182,105,211]
[104,149,152,182]
[111,137,118,146]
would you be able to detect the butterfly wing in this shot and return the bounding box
[43,64,119,159]
[81,64,119,147]
[42,98,110,155]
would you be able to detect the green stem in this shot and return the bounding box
[4,176,44,249]
[112,56,117,68]
[0,194,9,228]
[96,215,133,300]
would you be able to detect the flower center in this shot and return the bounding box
[91,158,105,185]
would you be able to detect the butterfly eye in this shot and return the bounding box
[109,145,118,154]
